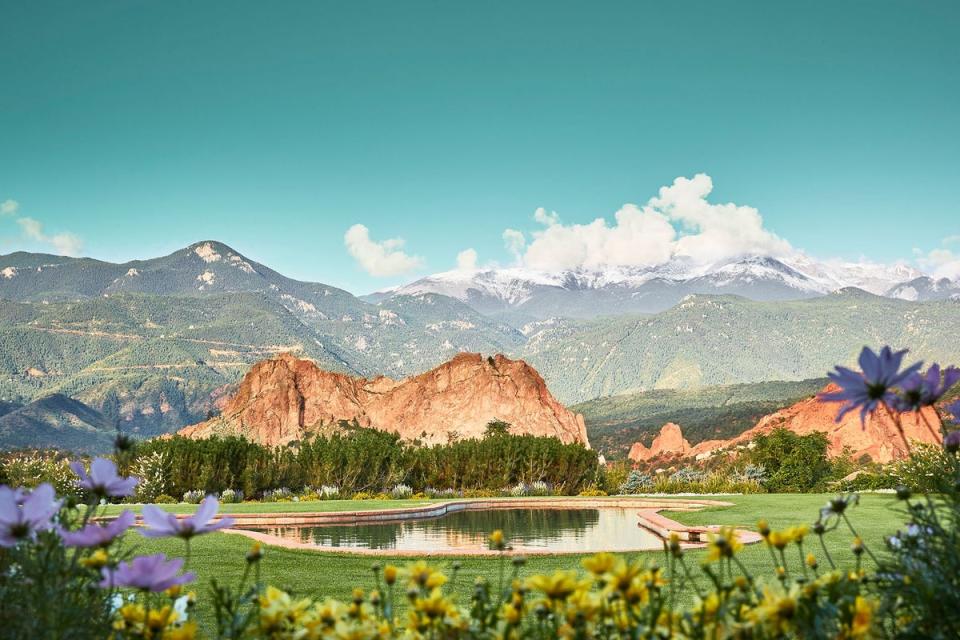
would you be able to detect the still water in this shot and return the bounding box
[245,508,663,553]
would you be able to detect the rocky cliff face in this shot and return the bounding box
[628,423,691,462]
[178,352,589,447]
[628,384,942,464]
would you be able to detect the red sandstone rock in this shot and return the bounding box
[628,423,691,462]
[628,384,942,464]
[178,352,589,447]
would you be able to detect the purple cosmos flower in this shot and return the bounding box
[892,364,960,412]
[140,495,234,539]
[99,553,196,591]
[944,399,960,422]
[0,483,62,547]
[70,457,138,498]
[819,346,922,424]
[944,430,960,453]
[61,509,135,547]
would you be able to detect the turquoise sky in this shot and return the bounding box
[1,1,958,293]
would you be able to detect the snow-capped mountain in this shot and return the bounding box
[885,276,960,302]
[368,255,932,320]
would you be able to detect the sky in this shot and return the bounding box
[1,1,958,293]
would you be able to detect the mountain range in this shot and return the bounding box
[0,241,957,451]
[368,254,950,320]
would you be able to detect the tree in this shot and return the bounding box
[484,419,511,438]
[746,428,832,492]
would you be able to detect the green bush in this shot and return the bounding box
[745,428,835,492]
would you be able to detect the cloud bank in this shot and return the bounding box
[917,236,960,281]
[506,173,794,271]
[16,217,83,256]
[1,198,83,256]
[344,224,423,277]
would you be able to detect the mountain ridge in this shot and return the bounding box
[369,253,937,319]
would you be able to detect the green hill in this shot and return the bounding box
[524,291,960,403]
[574,378,828,458]
[0,394,116,453]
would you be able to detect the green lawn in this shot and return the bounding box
[118,493,906,630]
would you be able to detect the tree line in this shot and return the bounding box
[130,424,601,499]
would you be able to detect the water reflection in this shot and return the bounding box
[245,508,663,553]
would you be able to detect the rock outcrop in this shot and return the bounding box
[627,384,942,464]
[178,352,589,447]
[628,423,691,462]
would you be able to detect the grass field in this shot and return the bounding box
[120,493,906,630]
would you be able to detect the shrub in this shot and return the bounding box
[882,442,957,493]
[182,489,204,504]
[350,491,374,500]
[261,487,292,502]
[319,485,341,500]
[509,482,529,497]
[578,486,608,496]
[132,450,169,503]
[619,470,653,494]
[729,463,767,484]
[389,483,413,499]
[220,488,244,504]
[462,488,498,498]
[153,493,177,504]
[425,487,459,499]
[0,451,79,498]
[746,428,834,492]
[529,480,551,496]
[669,467,708,484]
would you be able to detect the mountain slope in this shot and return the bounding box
[0,394,116,453]
[522,291,960,403]
[574,378,829,458]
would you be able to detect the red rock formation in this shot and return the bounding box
[627,384,942,464]
[178,353,589,447]
[628,423,691,462]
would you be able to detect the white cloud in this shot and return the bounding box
[917,243,960,281]
[507,173,794,271]
[502,229,526,260]
[0,199,19,215]
[16,217,83,256]
[344,224,423,277]
[651,174,793,264]
[533,207,559,226]
[456,248,478,270]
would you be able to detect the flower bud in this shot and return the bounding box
[851,537,864,556]
[246,542,263,563]
[383,565,398,586]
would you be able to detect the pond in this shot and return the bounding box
[242,507,664,553]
